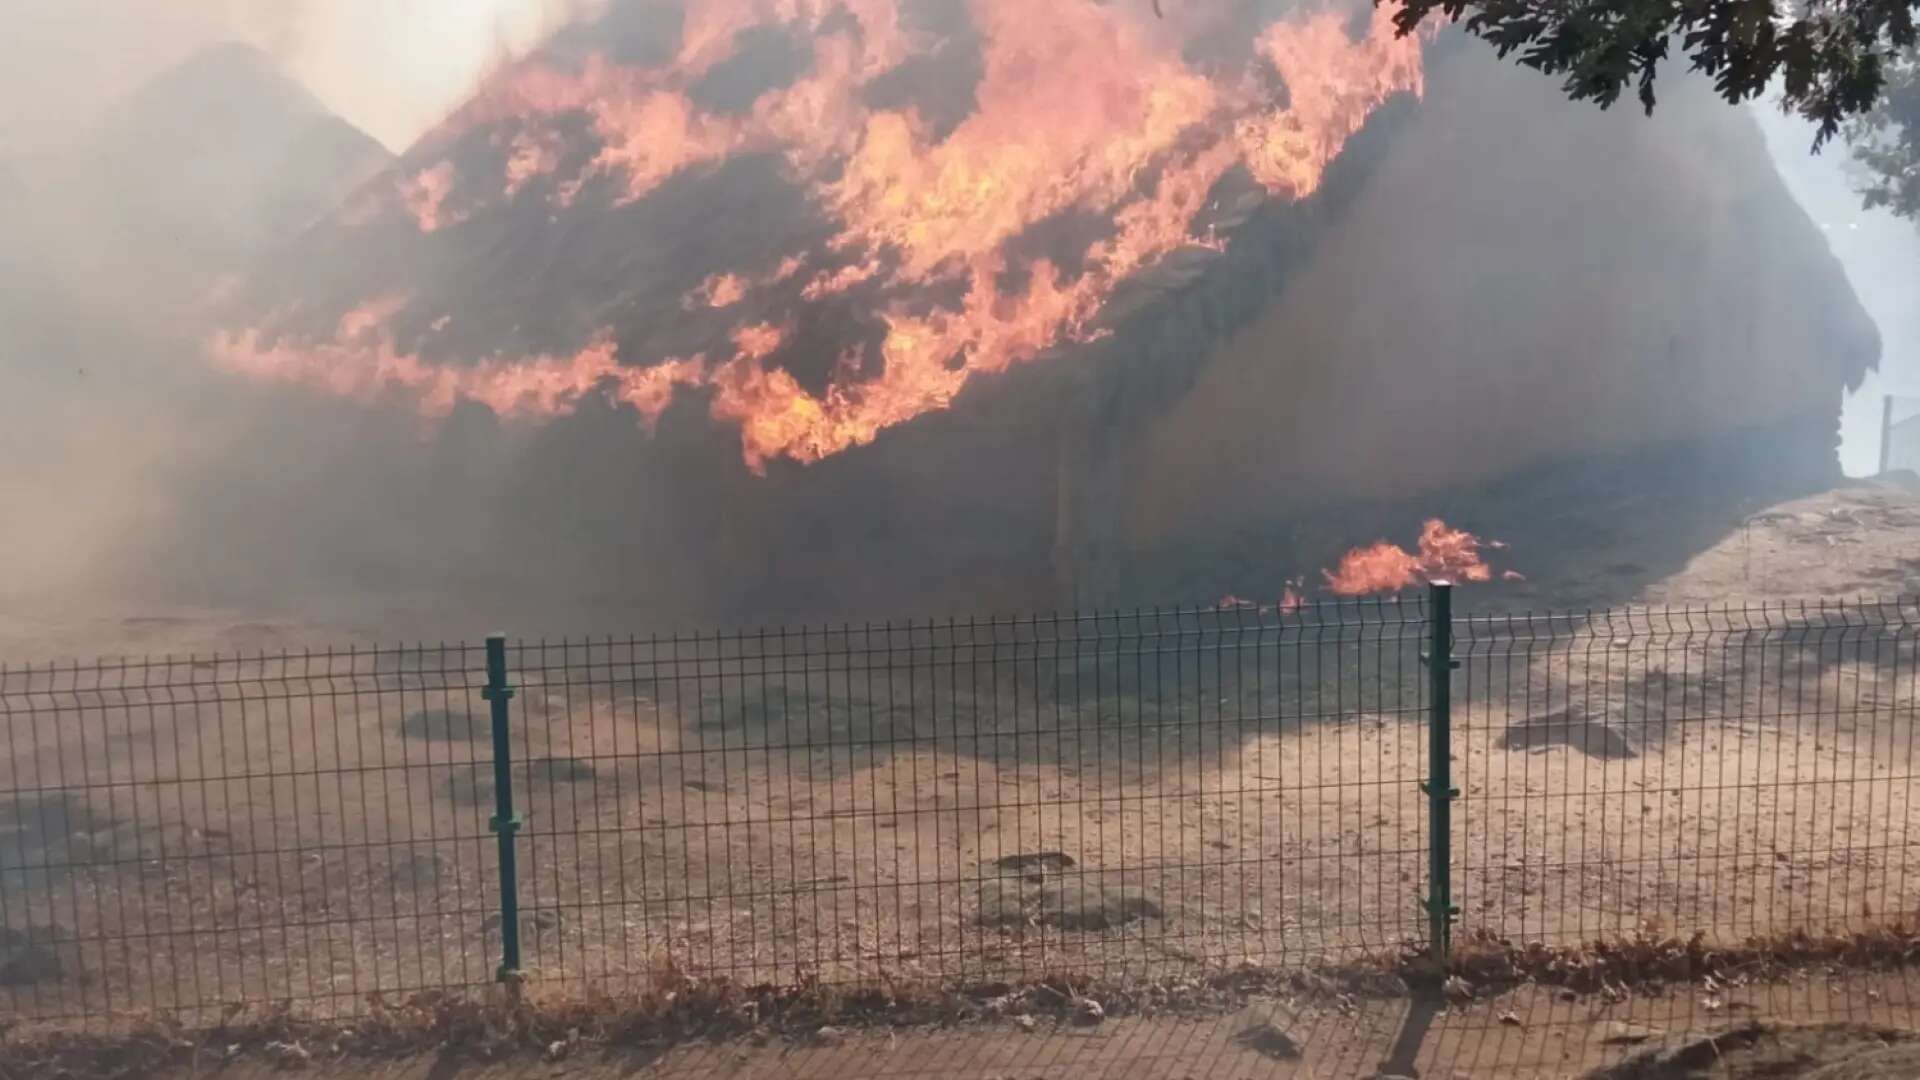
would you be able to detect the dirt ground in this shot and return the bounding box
[4,480,1920,1076]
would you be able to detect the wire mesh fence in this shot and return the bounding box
[1882,394,1920,475]
[2,592,1918,1030]
[502,602,1429,995]
[0,645,504,1026]
[1454,600,1920,947]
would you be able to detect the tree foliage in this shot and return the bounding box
[1370,0,1919,220]
[1381,0,1916,145]
[1848,50,1920,217]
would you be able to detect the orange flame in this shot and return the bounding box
[1323,519,1496,596]
[1215,579,1307,614]
[400,162,466,233]
[799,259,881,300]
[770,254,808,283]
[502,128,564,197]
[215,0,1427,471]
[685,272,751,309]
[1238,10,1426,198]
[212,299,703,431]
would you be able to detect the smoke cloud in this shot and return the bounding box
[0,3,1887,658]
[0,0,580,154]
[1752,104,1920,476]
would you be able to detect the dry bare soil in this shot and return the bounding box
[5,480,1920,1077]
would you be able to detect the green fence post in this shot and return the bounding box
[1421,581,1460,961]
[483,634,523,982]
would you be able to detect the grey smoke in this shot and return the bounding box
[1751,103,1920,476]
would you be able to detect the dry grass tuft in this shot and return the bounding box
[0,950,1419,1079]
[1445,924,1920,995]
[11,928,1920,1079]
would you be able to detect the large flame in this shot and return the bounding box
[1323,519,1496,596]
[216,0,1428,472]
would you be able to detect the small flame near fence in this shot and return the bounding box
[1218,517,1526,610]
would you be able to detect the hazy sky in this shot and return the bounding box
[0,0,576,154]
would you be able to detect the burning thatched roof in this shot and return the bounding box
[216,0,1429,473]
[159,3,1883,621]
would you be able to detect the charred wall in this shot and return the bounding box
[399,40,1876,622]
[1084,44,1877,605]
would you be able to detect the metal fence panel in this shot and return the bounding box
[0,646,499,1025]
[4,592,1918,1031]
[1881,395,1920,475]
[503,600,1430,990]
[1453,600,1920,947]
